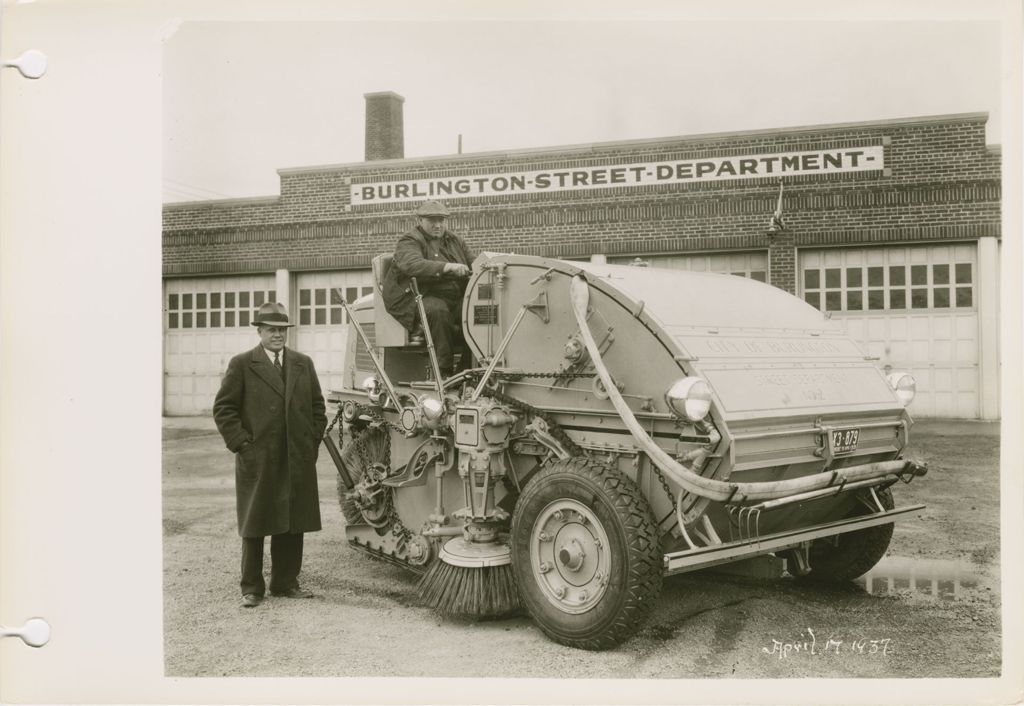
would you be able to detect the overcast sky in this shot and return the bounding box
[162,19,1002,202]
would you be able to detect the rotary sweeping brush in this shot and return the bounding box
[417,537,521,618]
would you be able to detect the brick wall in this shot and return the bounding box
[163,113,1001,291]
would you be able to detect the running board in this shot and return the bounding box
[663,504,924,576]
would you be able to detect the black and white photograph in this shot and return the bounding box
[1,1,1022,704]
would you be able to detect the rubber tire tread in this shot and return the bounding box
[511,456,662,651]
[805,487,895,582]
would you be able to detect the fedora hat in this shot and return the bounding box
[251,301,294,327]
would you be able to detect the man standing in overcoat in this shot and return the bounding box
[381,200,474,377]
[213,301,327,608]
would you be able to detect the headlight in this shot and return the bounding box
[887,371,917,406]
[362,376,386,406]
[419,396,444,422]
[665,376,713,421]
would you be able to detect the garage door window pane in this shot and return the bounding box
[956,263,972,283]
[211,312,221,327]
[889,289,906,309]
[168,294,179,310]
[240,311,250,326]
[225,292,235,307]
[933,288,950,308]
[889,266,906,286]
[315,308,326,325]
[825,269,840,288]
[330,308,343,325]
[956,287,973,307]
[300,309,310,325]
[804,270,820,289]
[911,289,929,308]
[867,290,885,310]
[211,292,221,308]
[825,291,841,311]
[933,264,949,285]
[225,311,235,327]
[911,265,927,286]
[169,313,179,328]
[183,293,193,309]
[254,291,265,306]
[867,267,883,287]
[804,292,820,309]
[197,312,207,328]
[750,271,767,283]
[315,289,326,306]
[846,291,863,310]
[196,293,207,309]
[239,292,250,307]
[300,289,311,305]
[846,268,862,287]
[183,313,193,328]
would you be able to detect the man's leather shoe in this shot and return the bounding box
[242,593,263,608]
[271,587,315,599]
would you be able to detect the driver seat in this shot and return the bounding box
[370,253,413,347]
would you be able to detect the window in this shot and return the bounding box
[801,248,975,313]
[298,286,373,326]
[167,288,276,329]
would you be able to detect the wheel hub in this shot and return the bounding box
[558,539,586,572]
[439,537,511,568]
[531,499,610,614]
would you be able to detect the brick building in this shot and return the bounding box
[163,94,1001,419]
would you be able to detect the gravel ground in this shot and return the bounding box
[162,418,1002,679]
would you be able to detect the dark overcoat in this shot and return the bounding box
[212,345,326,538]
[381,226,474,330]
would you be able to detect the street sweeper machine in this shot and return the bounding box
[323,252,928,650]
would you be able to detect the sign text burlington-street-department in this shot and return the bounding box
[350,146,884,206]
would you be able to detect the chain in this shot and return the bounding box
[324,405,344,437]
[461,370,584,458]
[648,459,677,508]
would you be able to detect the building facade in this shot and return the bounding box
[163,99,1001,419]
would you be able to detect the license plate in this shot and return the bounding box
[830,427,860,454]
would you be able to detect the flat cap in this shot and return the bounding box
[415,201,450,217]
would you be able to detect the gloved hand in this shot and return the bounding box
[443,262,471,277]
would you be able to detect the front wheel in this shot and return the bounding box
[510,457,662,650]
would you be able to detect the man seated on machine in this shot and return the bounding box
[381,200,474,378]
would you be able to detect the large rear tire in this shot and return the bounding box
[510,457,662,650]
[805,486,895,582]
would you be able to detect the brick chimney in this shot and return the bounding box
[364,91,405,161]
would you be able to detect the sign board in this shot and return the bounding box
[350,145,884,207]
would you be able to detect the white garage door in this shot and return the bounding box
[800,244,978,418]
[293,270,375,397]
[609,251,768,281]
[164,275,277,415]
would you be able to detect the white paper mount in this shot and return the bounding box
[0,618,51,647]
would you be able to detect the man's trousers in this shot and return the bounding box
[240,531,304,596]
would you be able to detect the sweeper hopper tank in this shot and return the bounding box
[325,251,927,650]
